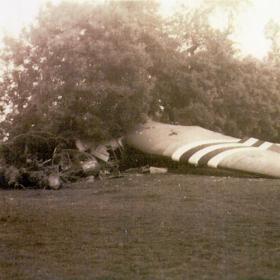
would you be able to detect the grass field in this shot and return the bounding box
[1,173,280,280]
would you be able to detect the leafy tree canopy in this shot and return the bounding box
[1,0,280,147]
[0,1,160,142]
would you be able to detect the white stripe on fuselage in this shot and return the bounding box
[241,137,258,146]
[171,139,239,161]
[171,137,275,166]
[207,143,271,168]
[258,142,273,150]
[188,138,259,165]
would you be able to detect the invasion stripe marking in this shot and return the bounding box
[172,137,266,165]
[198,145,252,166]
[171,139,239,161]
[207,144,270,168]
[184,138,259,165]
[241,137,259,146]
[180,142,235,162]
[238,137,250,143]
[172,136,275,169]
[252,140,265,147]
[180,138,254,164]
[189,143,251,166]
[259,142,273,150]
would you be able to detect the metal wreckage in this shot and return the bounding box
[1,120,280,189]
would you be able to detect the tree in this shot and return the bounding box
[1,0,280,149]
[0,1,159,142]
[265,19,280,65]
[155,3,280,141]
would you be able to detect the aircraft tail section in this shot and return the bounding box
[126,121,280,178]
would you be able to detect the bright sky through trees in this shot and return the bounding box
[0,0,279,59]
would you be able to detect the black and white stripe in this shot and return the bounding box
[171,138,273,168]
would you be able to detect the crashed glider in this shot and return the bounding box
[126,120,280,178]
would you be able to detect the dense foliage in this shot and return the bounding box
[0,1,158,142]
[1,0,280,148]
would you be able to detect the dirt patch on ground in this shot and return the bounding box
[0,174,280,280]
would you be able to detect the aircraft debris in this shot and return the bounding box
[124,165,168,175]
[2,120,278,189]
[0,133,127,188]
[48,173,62,190]
[81,158,100,176]
[91,145,110,162]
[149,167,168,174]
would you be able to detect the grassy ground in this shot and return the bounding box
[0,173,280,280]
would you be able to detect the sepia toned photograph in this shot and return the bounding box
[0,0,280,279]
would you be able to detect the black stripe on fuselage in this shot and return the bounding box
[197,146,253,167]
[252,140,265,147]
[179,142,227,162]
[238,137,249,143]
[179,140,243,162]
